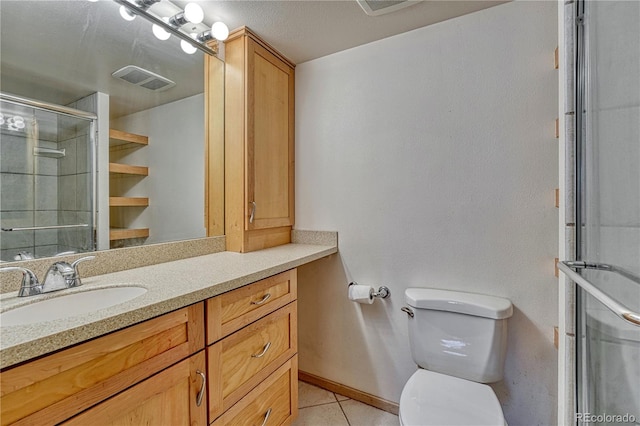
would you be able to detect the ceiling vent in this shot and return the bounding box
[356,0,417,16]
[112,65,176,91]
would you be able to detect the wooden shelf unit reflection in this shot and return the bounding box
[109,163,149,176]
[109,228,150,241]
[109,128,149,243]
[109,129,148,149]
[109,197,149,207]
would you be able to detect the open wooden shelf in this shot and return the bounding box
[109,197,149,207]
[109,129,148,149]
[109,163,149,176]
[109,228,150,241]
[109,128,149,245]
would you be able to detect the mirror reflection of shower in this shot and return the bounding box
[0,93,96,262]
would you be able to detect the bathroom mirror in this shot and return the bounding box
[0,0,223,261]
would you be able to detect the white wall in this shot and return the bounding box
[111,94,205,244]
[295,2,558,425]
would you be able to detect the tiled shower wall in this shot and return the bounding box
[582,1,640,423]
[587,0,640,279]
[0,115,60,259]
[0,93,96,260]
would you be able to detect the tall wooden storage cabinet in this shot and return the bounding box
[225,27,295,253]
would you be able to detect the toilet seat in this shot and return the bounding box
[399,369,506,426]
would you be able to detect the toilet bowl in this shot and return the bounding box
[399,288,513,426]
[399,370,507,426]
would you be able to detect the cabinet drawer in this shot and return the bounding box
[206,269,296,343]
[211,355,298,426]
[0,303,204,426]
[208,302,297,421]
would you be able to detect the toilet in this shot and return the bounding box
[399,288,513,426]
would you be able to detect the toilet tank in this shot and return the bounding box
[405,288,513,383]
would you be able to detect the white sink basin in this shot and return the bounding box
[0,286,147,327]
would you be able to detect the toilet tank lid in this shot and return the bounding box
[405,288,513,319]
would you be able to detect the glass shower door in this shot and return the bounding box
[573,0,640,424]
[0,94,96,261]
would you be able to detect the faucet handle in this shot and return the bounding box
[0,267,41,297]
[69,256,95,287]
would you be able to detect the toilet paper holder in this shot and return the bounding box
[348,282,390,299]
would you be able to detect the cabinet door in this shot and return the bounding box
[62,351,208,426]
[246,37,295,231]
[0,303,204,426]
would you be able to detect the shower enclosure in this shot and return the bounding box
[560,0,640,425]
[0,93,97,261]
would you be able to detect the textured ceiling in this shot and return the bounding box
[0,0,504,118]
[186,0,505,64]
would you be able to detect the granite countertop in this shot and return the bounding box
[0,243,337,369]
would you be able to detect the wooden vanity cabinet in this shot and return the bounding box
[206,269,299,425]
[225,27,296,253]
[0,303,204,426]
[0,269,299,426]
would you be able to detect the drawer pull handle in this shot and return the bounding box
[251,293,271,305]
[195,370,206,407]
[251,341,272,358]
[260,408,272,426]
[249,201,257,223]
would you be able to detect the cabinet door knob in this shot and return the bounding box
[249,201,257,223]
[250,293,271,306]
[260,407,272,426]
[195,369,206,407]
[251,341,272,358]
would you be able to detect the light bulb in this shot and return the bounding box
[152,20,171,40]
[119,5,136,21]
[184,3,204,24]
[181,36,198,54]
[211,21,229,41]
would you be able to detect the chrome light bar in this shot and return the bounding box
[112,0,218,56]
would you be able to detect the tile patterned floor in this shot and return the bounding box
[292,381,399,426]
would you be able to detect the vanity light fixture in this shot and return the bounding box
[181,34,198,54]
[168,3,204,27]
[111,0,227,56]
[0,113,26,132]
[119,0,159,21]
[210,21,230,41]
[152,18,171,41]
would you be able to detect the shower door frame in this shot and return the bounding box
[574,0,587,421]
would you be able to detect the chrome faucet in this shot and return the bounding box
[42,256,95,291]
[0,256,95,297]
